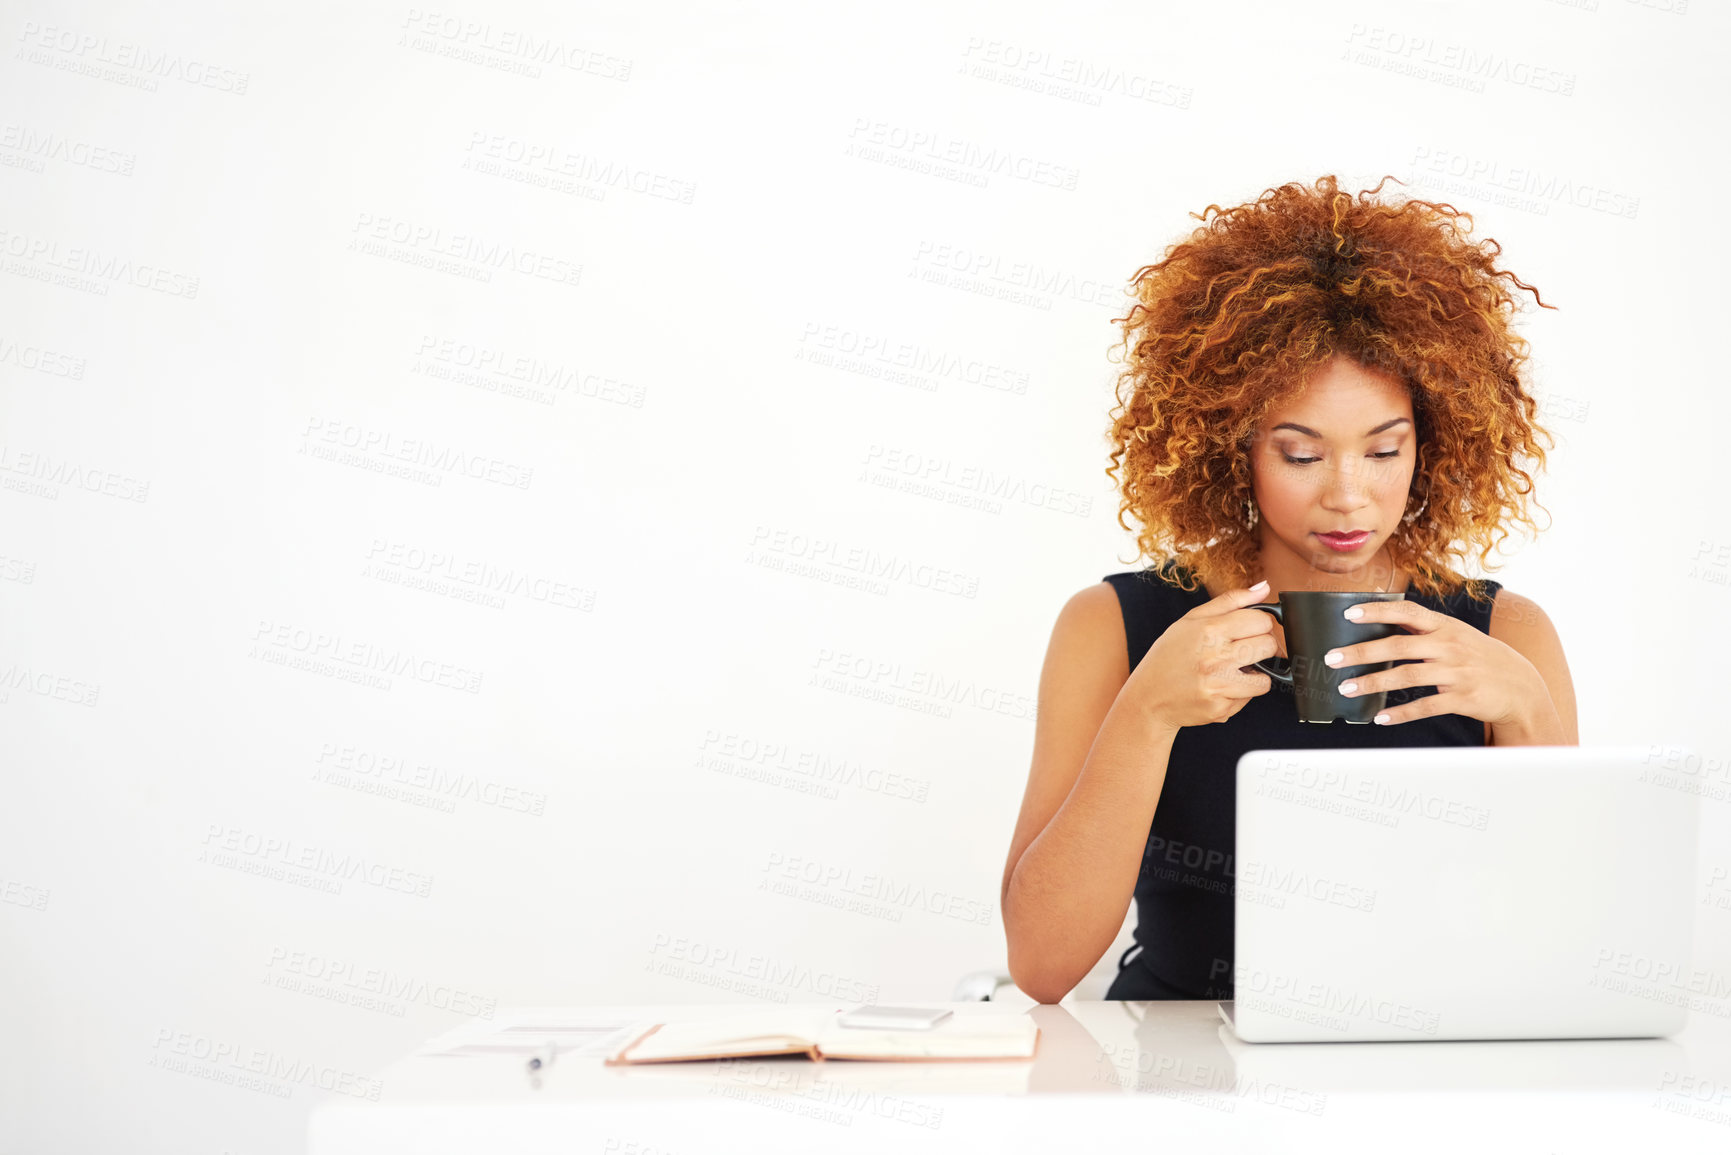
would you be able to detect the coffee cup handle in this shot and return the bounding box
[1246,604,1294,686]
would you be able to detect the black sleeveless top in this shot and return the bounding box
[1101,558,1503,1001]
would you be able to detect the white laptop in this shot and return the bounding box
[1218,744,1701,1043]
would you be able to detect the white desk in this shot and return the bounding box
[309,1000,1731,1154]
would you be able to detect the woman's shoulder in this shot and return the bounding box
[1482,584,1560,643]
[1096,560,1206,655]
[1420,574,1505,630]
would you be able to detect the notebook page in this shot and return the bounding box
[613,1010,833,1063]
[814,1014,1039,1060]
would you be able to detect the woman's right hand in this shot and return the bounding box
[1126,580,1281,732]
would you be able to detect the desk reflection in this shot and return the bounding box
[1037,1000,1693,1098]
[1216,1020,1687,1093]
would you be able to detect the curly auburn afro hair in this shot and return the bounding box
[1105,173,1557,606]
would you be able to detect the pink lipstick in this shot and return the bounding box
[1316,531,1371,552]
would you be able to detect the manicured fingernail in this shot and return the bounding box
[1373,713,1390,725]
[1343,607,1364,620]
[1324,651,1343,666]
[1339,681,1357,695]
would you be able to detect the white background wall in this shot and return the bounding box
[2,0,1728,1150]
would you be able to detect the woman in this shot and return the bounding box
[1000,175,1579,1006]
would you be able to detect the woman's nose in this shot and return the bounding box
[1321,459,1372,507]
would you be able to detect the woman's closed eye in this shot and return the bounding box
[1281,450,1402,466]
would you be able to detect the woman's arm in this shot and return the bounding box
[1000,583,1180,1004]
[1486,590,1579,746]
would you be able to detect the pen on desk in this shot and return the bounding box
[526,1042,557,1072]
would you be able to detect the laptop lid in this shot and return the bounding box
[1227,744,1701,1043]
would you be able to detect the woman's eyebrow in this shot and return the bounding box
[1271,417,1412,438]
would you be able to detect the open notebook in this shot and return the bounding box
[604,1008,1040,1065]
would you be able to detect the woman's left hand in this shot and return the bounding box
[1323,599,1550,728]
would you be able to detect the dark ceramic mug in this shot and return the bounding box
[1246,591,1411,724]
